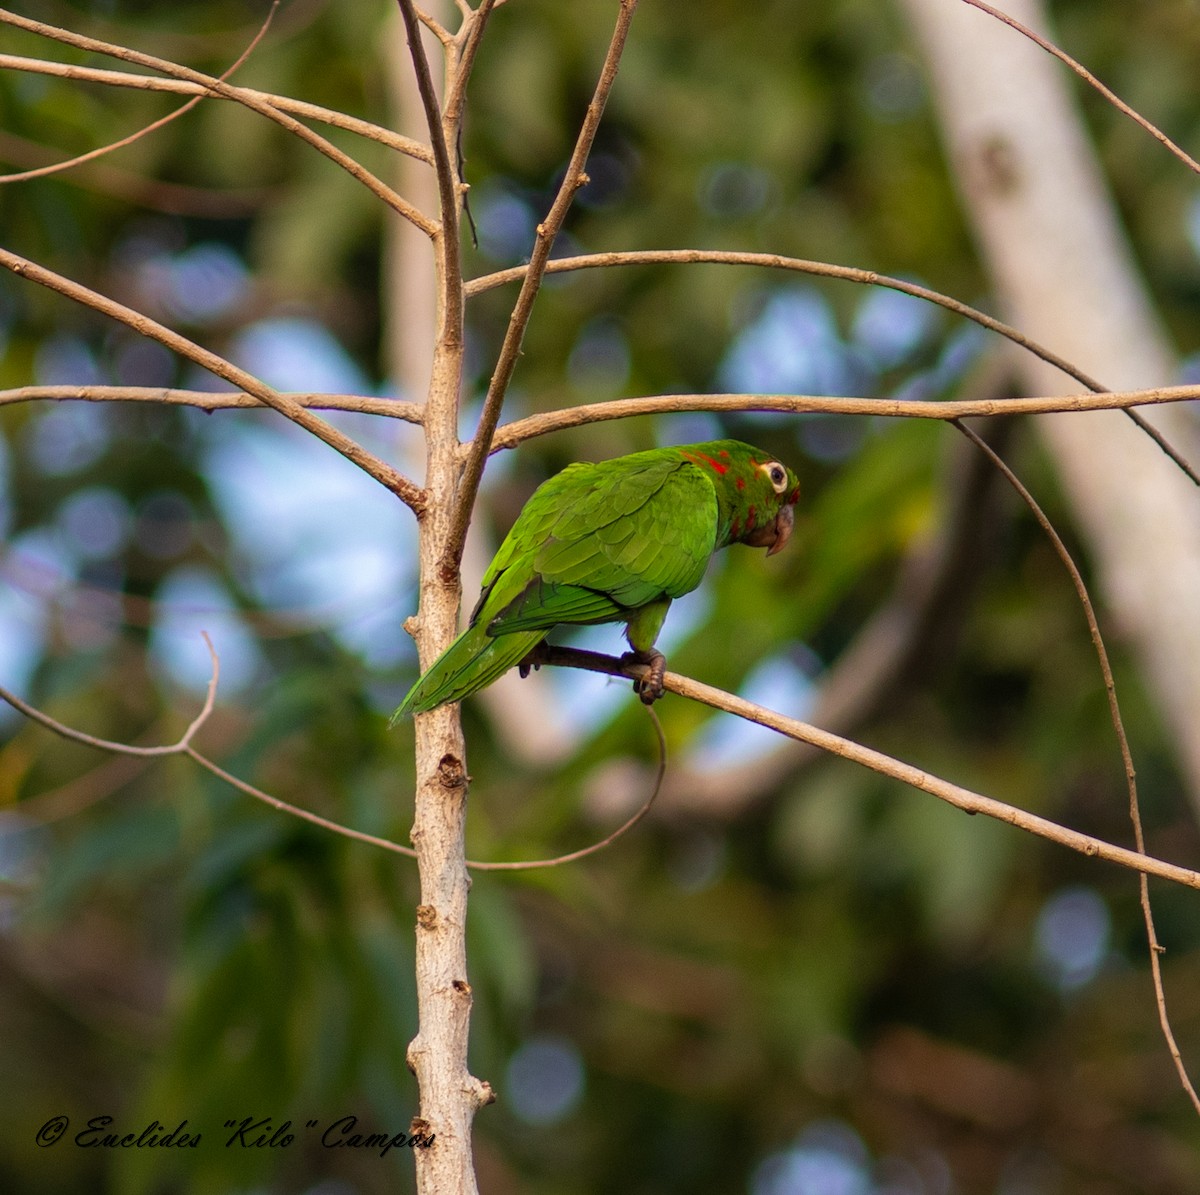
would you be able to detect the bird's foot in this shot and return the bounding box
[622,649,666,705]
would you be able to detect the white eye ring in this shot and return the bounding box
[761,461,788,493]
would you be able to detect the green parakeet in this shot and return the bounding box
[392,440,799,718]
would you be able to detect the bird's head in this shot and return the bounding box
[680,441,799,555]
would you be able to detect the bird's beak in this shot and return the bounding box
[765,503,794,557]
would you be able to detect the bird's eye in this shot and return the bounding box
[767,463,787,492]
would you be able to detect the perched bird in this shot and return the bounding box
[392,439,799,718]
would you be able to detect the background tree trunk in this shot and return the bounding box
[901,0,1200,811]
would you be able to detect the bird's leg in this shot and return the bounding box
[620,648,667,704]
[623,598,672,704]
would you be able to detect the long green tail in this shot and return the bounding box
[390,622,545,720]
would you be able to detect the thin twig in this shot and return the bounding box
[0,249,427,511]
[447,0,640,573]
[468,705,667,870]
[0,54,434,162]
[961,0,1200,176]
[0,2,278,185]
[445,0,497,127]
[397,0,464,346]
[0,633,219,757]
[952,419,1200,1115]
[0,8,438,236]
[183,746,418,857]
[413,4,453,47]
[0,127,268,215]
[466,248,1200,486]
[526,644,1200,894]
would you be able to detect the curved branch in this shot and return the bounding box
[466,248,1105,387]
[482,383,1200,454]
[524,644,1200,894]
[0,54,433,163]
[467,248,1199,485]
[0,9,438,236]
[0,632,218,756]
[0,249,426,511]
[962,0,1200,176]
[447,0,640,572]
[954,418,1200,1115]
[467,705,667,871]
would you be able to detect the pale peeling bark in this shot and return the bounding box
[385,4,492,1190]
[901,0,1200,810]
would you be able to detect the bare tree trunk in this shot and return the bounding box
[901,0,1200,809]
[385,5,490,1190]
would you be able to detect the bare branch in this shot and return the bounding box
[954,419,1200,1115]
[0,1,278,186]
[183,746,419,858]
[482,383,1200,455]
[397,0,464,343]
[0,635,219,757]
[447,0,640,572]
[0,8,438,237]
[445,0,497,128]
[468,248,1200,485]
[0,54,434,163]
[525,644,1200,894]
[962,0,1200,177]
[0,128,268,215]
[412,4,453,47]
[0,249,427,511]
[467,705,666,871]
[0,384,424,424]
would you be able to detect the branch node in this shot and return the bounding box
[437,754,469,789]
[416,904,438,930]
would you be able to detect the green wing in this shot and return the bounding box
[481,455,719,634]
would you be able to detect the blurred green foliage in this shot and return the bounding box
[2,1,1200,1192]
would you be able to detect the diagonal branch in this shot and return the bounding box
[0,1,278,185]
[0,8,438,237]
[0,248,426,511]
[446,0,640,573]
[962,0,1200,176]
[524,643,1200,894]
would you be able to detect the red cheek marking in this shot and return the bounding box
[719,449,730,459]
[736,478,745,491]
[730,517,741,538]
[747,504,757,525]
[789,486,800,503]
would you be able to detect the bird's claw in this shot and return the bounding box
[623,650,666,705]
